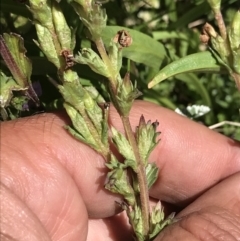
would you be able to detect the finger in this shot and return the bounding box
[1,115,88,241]
[155,172,240,240]
[1,183,51,241]
[87,212,132,241]
[1,101,240,222]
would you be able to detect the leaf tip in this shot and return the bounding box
[148,81,154,89]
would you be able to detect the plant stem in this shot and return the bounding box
[94,36,150,238]
[121,116,150,237]
[214,9,227,40]
[232,72,240,91]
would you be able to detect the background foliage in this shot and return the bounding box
[1,0,240,140]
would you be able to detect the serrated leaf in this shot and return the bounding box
[149,202,174,239]
[64,102,98,150]
[111,127,136,163]
[136,116,160,164]
[101,26,166,70]
[59,78,104,137]
[146,163,159,189]
[52,0,72,50]
[84,86,105,104]
[74,48,110,77]
[108,40,122,75]
[105,155,135,206]
[34,24,61,68]
[148,51,224,88]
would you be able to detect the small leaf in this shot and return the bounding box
[0,33,39,105]
[80,4,107,40]
[74,48,110,77]
[111,127,136,165]
[105,155,136,206]
[148,51,223,88]
[34,24,61,68]
[59,73,109,154]
[149,202,174,239]
[116,73,142,116]
[136,115,160,164]
[52,1,72,50]
[63,102,98,150]
[0,72,26,109]
[108,40,122,76]
[84,86,105,104]
[145,163,159,189]
[59,75,105,138]
[1,33,32,87]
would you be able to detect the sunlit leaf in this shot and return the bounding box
[148,51,224,88]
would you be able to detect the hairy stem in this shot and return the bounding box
[232,72,240,92]
[94,36,150,238]
[121,116,150,237]
[214,9,227,40]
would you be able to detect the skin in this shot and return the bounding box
[1,100,240,241]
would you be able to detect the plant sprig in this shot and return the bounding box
[5,0,172,240]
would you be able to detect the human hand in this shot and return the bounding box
[1,101,240,241]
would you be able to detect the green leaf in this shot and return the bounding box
[148,51,224,88]
[105,154,136,206]
[63,102,98,150]
[111,127,136,165]
[1,33,32,87]
[59,71,110,155]
[101,26,166,70]
[59,74,105,138]
[74,48,110,77]
[145,163,159,189]
[52,1,72,50]
[0,72,26,109]
[149,202,174,239]
[136,115,160,165]
[33,24,61,68]
[0,33,39,105]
